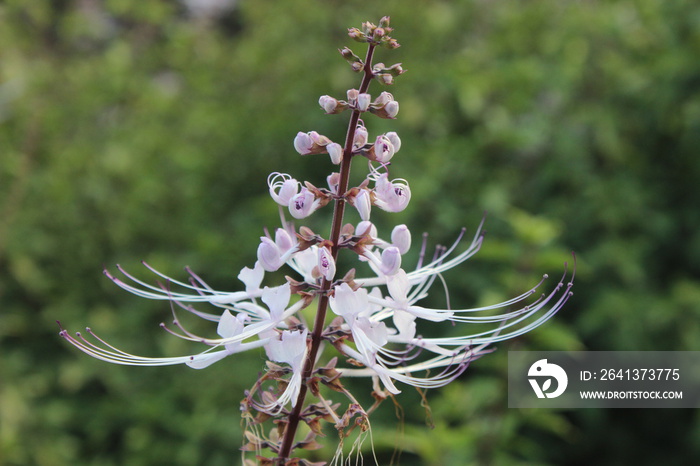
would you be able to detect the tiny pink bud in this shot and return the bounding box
[347,27,365,42]
[347,89,359,103]
[319,95,338,114]
[391,224,411,254]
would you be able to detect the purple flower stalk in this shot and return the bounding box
[59,17,574,465]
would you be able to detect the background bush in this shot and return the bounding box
[1,0,699,464]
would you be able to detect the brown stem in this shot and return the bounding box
[276,43,377,464]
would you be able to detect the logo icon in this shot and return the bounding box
[528,359,568,398]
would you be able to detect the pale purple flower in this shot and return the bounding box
[362,245,402,276]
[288,187,319,219]
[318,245,336,281]
[257,229,298,272]
[373,135,395,163]
[373,173,411,212]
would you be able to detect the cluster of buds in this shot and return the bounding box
[341,16,404,87]
[347,16,400,49]
[318,90,399,119]
[59,17,574,465]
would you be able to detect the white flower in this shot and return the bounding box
[263,329,309,410]
[58,269,307,369]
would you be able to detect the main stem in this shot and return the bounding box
[277,43,377,464]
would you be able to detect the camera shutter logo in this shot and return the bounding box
[528,359,568,398]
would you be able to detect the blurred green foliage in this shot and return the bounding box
[2,0,700,464]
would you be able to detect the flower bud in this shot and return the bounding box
[327,172,340,194]
[380,246,402,276]
[391,224,411,254]
[294,131,334,155]
[347,89,359,103]
[375,73,393,85]
[257,237,283,272]
[275,228,295,254]
[374,91,393,107]
[384,100,399,118]
[318,246,336,281]
[384,38,401,49]
[354,189,372,221]
[385,131,401,152]
[327,142,343,165]
[319,95,338,114]
[353,124,368,149]
[294,132,314,155]
[357,93,371,112]
[356,220,377,238]
[347,27,366,42]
